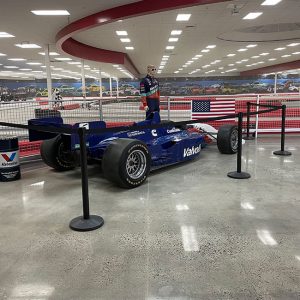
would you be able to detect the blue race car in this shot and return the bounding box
[28,112,237,188]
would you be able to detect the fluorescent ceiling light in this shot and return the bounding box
[15,43,41,48]
[247,44,257,48]
[275,47,286,50]
[195,54,203,57]
[120,38,130,43]
[287,43,300,47]
[174,71,179,73]
[260,53,269,56]
[67,62,81,65]
[206,45,216,49]
[282,54,291,57]
[218,67,224,69]
[55,57,72,61]
[19,68,32,71]
[0,53,6,56]
[125,46,134,50]
[162,57,169,61]
[0,32,14,38]
[243,12,263,20]
[228,64,235,66]
[171,30,182,35]
[27,62,42,65]
[32,71,43,73]
[31,10,70,15]
[38,52,59,56]
[261,0,282,5]
[236,61,242,64]
[116,31,128,36]
[252,56,260,58]
[227,54,236,57]
[160,62,167,65]
[238,48,248,52]
[178,68,183,70]
[158,66,164,69]
[8,58,26,61]
[268,58,277,61]
[241,59,249,62]
[183,65,187,68]
[176,14,191,21]
[201,49,210,53]
[168,38,178,42]
[163,55,169,58]
[192,57,199,60]
[292,52,300,55]
[4,66,18,69]
[166,46,174,50]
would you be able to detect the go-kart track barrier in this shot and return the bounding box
[0,104,290,231]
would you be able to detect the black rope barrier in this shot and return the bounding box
[227,112,251,180]
[69,127,104,231]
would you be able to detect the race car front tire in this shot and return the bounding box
[40,135,76,171]
[102,138,151,188]
[217,125,238,154]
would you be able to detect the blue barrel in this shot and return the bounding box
[0,137,21,182]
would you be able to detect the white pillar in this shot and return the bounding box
[274,72,278,94]
[44,45,52,101]
[109,76,112,97]
[99,68,102,98]
[116,78,119,98]
[81,59,86,98]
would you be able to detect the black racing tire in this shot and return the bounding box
[40,135,76,171]
[102,138,151,188]
[217,125,238,154]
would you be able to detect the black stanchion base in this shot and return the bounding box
[273,150,292,156]
[69,215,104,232]
[243,136,255,140]
[227,171,251,179]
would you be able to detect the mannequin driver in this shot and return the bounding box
[140,64,160,119]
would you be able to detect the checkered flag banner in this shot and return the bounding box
[191,98,235,120]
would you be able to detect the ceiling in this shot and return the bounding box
[0,0,299,80]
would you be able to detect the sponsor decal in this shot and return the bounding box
[79,123,89,129]
[167,127,181,134]
[0,151,19,168]
[151,129,158,136]
[127,131,146,137]
[183,145,201,157]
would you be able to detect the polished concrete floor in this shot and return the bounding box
[0,137,299,300]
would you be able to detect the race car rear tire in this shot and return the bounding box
[102,138,151,188]
[217,125,238,154]
[40,135,76,171]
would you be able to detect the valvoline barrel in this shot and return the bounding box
[0,137,21,182]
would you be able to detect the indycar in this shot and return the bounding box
[28,112,238,188]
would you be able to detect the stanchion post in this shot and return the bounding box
[167,97,171,121]
[227,112,251,179]
[69,127,104,231]
[273,105,291,156]
[244,102,254,140]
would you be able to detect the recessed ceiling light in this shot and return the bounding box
[243,12,263,20]
[261,0,282,5]
[227,54,236,57]
[125,46,134,50]
[116,31,128,36]
[67,62,81,65]
[166,46,174,50]
[246,44,257,48]
[171,30,182,35]
[260,53,269,56]
[120,38,130,43]
[8,58,26,61]
[201,49,210,53]
[275,47,286,50]
[287,43,300,47]
[55,58,72,61]
[31,10,70,15]
[168,38,178,42]
[268,58,277,61]
[0,32,15,38]
[26,62,42,65]
[238,48,248,52]
[206,45,216,49]
[176,14,191,21]
[38,52,60,56]
[15,43,41,48]
[282,54,291,57]
[4,66,18,69]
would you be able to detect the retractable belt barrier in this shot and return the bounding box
[0,104,292,231]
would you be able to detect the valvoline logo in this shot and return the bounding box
[1,152,16,162]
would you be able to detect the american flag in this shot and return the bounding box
[191,98,235,120]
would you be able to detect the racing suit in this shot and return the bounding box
[140,74,160,119]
